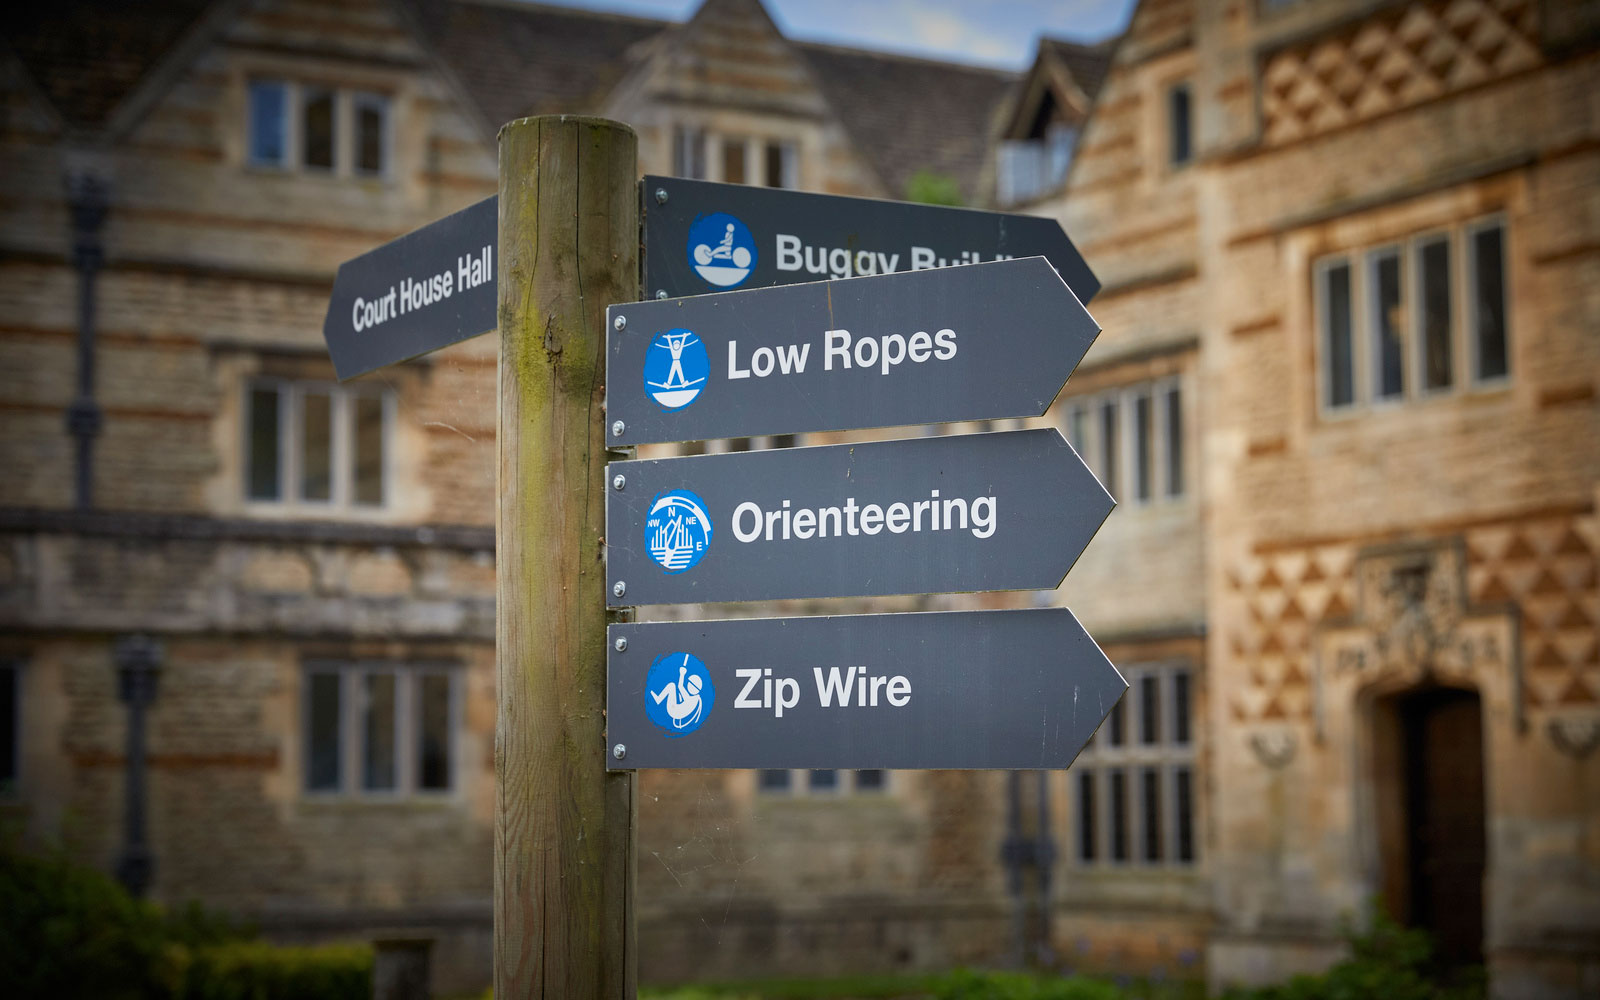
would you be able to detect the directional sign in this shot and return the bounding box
[606,428,1112,608]
[605,608,1125,770]
[606,256,1098,446]
[322,195,496,380]
[642,175,1100,305]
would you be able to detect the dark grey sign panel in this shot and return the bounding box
[322,195,497,380]
[642,175,1099,305]
[606,256,1098,446]
[606,608,1126,770]
[605,428,1112,607]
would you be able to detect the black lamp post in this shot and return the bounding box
[113,634,161,898]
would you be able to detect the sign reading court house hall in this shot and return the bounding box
[607,257,1097,446]
[322,196,497,380]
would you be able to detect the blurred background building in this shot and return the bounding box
[0,0,1595,998]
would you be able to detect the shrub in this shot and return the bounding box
[0,847,184,1000]
[0,845,370,1000]
[180,940,373,1000]
[935,969,1125,1000]
[1219,907,1485,1000]
[904,169,964,206]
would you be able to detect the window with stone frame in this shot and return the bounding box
[1061,376,1185,505]
[673,125,797,188]
[0,659,18,797]
[244,379,391,511]
[756,768,887,795]
[303,662,458,797]
[1316,215,1509,414]
[1071,663,1197,866]
[246,79,391,177]
[1168,82,1193,167]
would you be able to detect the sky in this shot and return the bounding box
[533,0,1137,70]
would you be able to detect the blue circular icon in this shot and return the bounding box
[645,489,712,574]
[642,328,709,411]
[645,651,715,738]
[687,212,756,288]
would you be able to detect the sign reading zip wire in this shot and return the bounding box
[606,609,1126,771]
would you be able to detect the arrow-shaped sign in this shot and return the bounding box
[605,608,1125,770]
[605,256,1098,446]
[642,175,1100,305]
[606,428,1113,608]
[321,195,497,380]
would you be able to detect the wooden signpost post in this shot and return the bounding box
[494,116,638,998]
[323,113,1122,998]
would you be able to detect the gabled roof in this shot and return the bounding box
[3,0,1021,204]
[1,0,213,130]
[411,0,664,126]
[797,42,1016,203]
[1001,35,1113,140]
[1039,36,1113,104]
[417,0,1018,203]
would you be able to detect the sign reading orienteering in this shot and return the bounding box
[321,195,497,381]
[607,256,1098,446]
[606,609,1126,770]
[605,429,1114,608]
[643,175,1100,304]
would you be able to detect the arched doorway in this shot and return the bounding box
[1371,685,1486,967]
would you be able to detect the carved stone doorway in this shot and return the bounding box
[1372,686,1486,968]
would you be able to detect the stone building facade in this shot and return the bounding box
[8,0,1590,996]
[0,0,1115,992]
[1030,0,1600,997]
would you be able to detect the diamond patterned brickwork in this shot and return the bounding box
[1225,511,1600,724]
[1261,0,1542,147]
[1225,544,1359,724]
[1467,511,1600,708]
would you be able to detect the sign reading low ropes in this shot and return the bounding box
[605,256,1097,446]
[641,175,1100,305]
[604,428,1113,608]
[606,609,1126,770]
[321,196,497,380]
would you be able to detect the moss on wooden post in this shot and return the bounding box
[496,115,638,998]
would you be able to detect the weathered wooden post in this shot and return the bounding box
[496,115,638,997]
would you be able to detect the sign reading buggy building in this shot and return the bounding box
[606,429,1113,607]
[607,257,1097,446]
[642,176,1100,304]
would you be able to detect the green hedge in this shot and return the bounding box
[1,846,371,1000]
[1219,907,1484,1000]
[180,940,373,1000]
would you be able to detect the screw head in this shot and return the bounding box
[654,188,668,204]
[613,743,627,760]
[611,420,625,438]
[612,581,627,599]
[614,636,628,652]
[656,289,668,300]
[613,314,626,331]
[612,473,626,491]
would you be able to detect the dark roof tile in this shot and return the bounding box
[412,0,665,126]
[1039,36,1113,102]
[797,43,1016,204]
[2,0,212,129]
